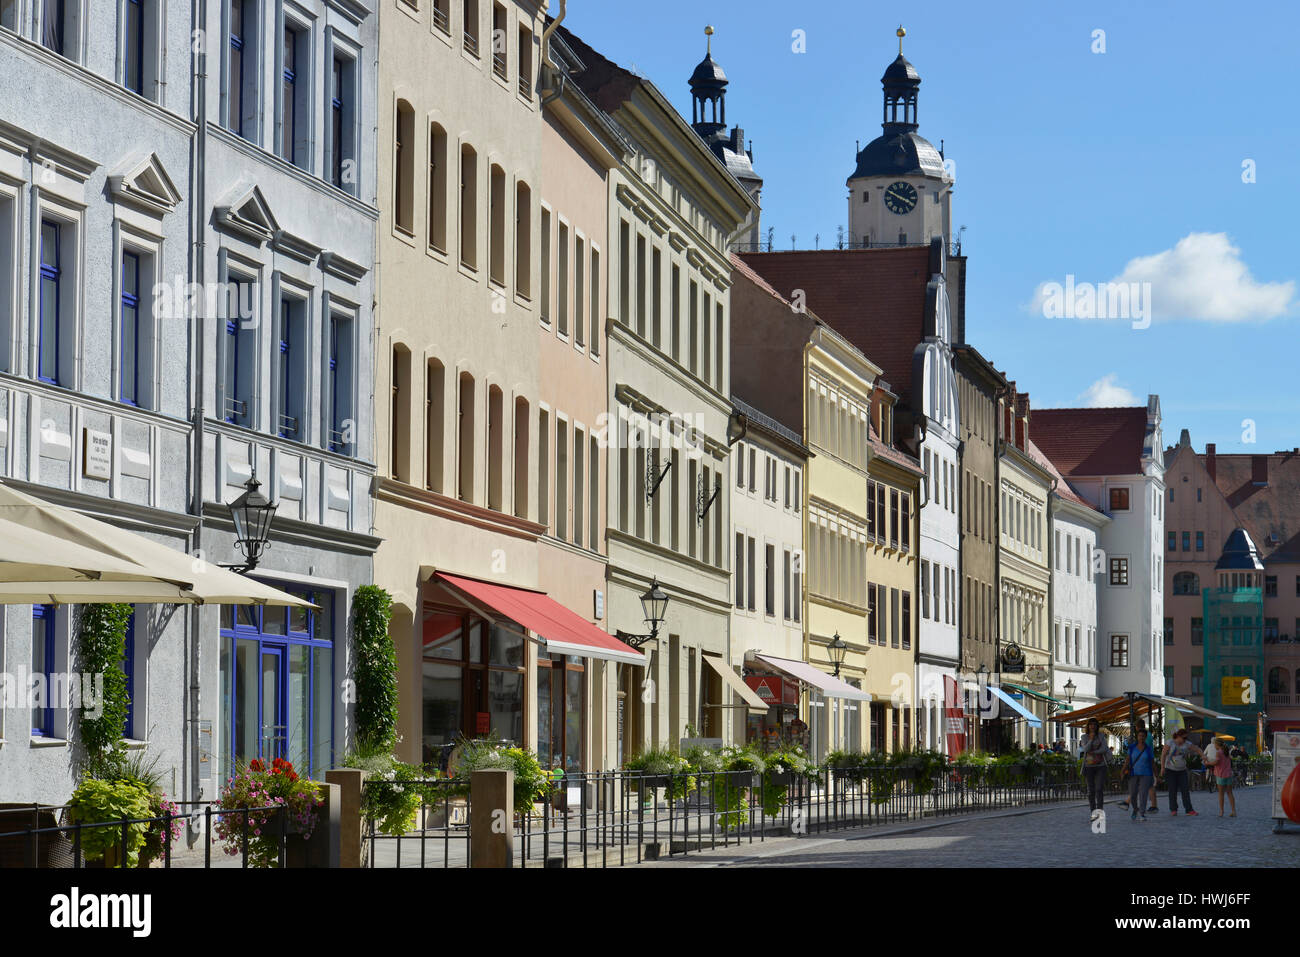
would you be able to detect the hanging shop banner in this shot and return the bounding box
[943,675,967,755]
[1272,732,1300,823]
[745,674,798,707]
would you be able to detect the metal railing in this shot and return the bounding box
[464,31,478,57]
[432,3,449,34]
[492,51,507,80]
[360,763,1162,869]
[0,801,296,869]
[731,238,964,256]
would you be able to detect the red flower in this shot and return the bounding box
[249,759,264,772]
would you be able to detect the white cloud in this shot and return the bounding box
[1028,232,1294,322]
[1113,232,1293,321]
[1078,374,1137,407]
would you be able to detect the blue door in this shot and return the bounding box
[259,644,287,762]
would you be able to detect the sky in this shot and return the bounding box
[561,0,1300,455]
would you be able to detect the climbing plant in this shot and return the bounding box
[352,585,397,756]
[75,603,133,775]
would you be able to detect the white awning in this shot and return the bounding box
[703,655,769,713]
[987,686,1043,728]
[753,653,871,701]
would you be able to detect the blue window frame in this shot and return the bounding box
[228,0,245,135]
[121,610,136,739]
[42,0,65,54]
[32,604,55,737]
[38,220,61,385]
[330,57,344,187]
[219,587,334,780]
[125,0,144,94]
[327,313,352,454]
[120,251,141,405]
[224,277,253,424]
[278,297,303,438]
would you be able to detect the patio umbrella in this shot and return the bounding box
[0,480,309,607]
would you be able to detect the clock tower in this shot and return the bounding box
[847,28,952,247]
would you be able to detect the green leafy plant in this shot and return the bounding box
[67,777,153,867]
[889,748,950,794]
[352,585,397,755]
[450,739,552,808]
[624,747,695,801]
[347,750,438,835]
[75,603,133,776]
[214,758,323,867]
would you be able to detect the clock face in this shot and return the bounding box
[883,181,918,215]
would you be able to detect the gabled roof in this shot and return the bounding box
[738,247,930,404]
[1029,407,1150,477]
[1028,438,1103,515]
[1176,444,1300,564]
[869,421,923,477]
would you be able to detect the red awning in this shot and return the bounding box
[435,573,646,666]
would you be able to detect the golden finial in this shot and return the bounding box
[705,24,714,55]
[897,25,906,55]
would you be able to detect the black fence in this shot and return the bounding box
[363,760,1275,868]
[0,801,295,869]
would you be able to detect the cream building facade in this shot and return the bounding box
[556,25,756,763]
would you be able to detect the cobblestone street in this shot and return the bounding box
[646,785,1300,868]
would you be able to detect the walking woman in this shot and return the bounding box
[1161,728,1203,816]
[1211,735,1237,817]
[1124,728,1157,821]
[1078,718,1112,816]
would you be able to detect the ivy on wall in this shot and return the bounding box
[352,585,397,757]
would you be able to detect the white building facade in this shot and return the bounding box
[1049,489,1107,749]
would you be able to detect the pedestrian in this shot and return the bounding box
[1118,717,1159,811]
[1211,736,1237,818]
[1160,728,1202,816]
[1124,728,1156,821]
[1078,718,1111,816]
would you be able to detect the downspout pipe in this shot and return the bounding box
[538,0,567,105]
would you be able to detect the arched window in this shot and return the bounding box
[1268,666,1287,694]
[488,164,506,285]
[394,100,415,234]
[457,371,475,502]
[1173,571,1200,596]
[428,123,448,252]
[390,344,412,482]
[487,384,504,511]
[425,358,445,493]
[513,397,529,519]
[460,144,478,269]
[515,181,531,297]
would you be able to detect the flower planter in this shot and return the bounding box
[633,774,671,789]
[764,772,791,787]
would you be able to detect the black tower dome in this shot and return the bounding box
[848,28,945,183]
[689,25,728,133]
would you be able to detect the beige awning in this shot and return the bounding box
[703,655,769,713]
[0,481,310,607]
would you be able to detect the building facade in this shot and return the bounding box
[558,25,756,761]
[1034,399,1166,700]
[0,0,196,803]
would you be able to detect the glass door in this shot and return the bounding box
[260,645,287,762]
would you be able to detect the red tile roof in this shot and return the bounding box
[1029,407,1149,477]
[738,248,930,404]
[1027,438,1103,514]
[869,421,924,477]
[1194,448,1300,563]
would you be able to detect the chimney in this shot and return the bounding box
[1205,443,1216,483]
[1252,454,1269,486]
[1015,394,1030,451]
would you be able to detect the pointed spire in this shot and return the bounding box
[706,24,714,55]
[897,24,906,55]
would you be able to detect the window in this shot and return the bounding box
[1265,575,1277,597]
[540,208,551,323]
[783,549,792,620]
[394,101,415,234]
[1190,665,1203,695]
[1164,666,1175,694]
[902,593,911,650]
[1164,617,1174,645]
[121,610,137,739]
[1173,571,1200,596]
[330,55,356,192]
[900,494,910,553]
[572,426,584,544]
[119,251,143,405]
[748,447,756,493]
[588,434,599,550]
[866,482,876,540]
[1191,617,1203,646]
[1182,531,1191,552]
[1265,618,1279,641]
[889,489,899,549]
[589,246,600,356]
[31,604,56,736]
[765,543,775,617]
[432,0,450,34]
[650,249,662,348]
[794,473,800,512]
[426,360,446,492]
[460,144,478,268]
[538,408,549,527]
[487,386,504,511]
[876,482,886,541]
[735,444,745,488]
[227,0,257,139]
[1109,487,1130,511]
[867,583,878,644]
[41,0,78,58]
[1196,531,1204,552]
[920,560,930,618]
[1110,634,1129,668]
[557,221,569,335]
[491,3,507,80]
[1109,557,1129,586]
[462,0,479,56]
[489,164,506,285]
[746,536,756,611]
[457,373,476,502]
[793,554,801,623]
[574,236,585,345]
[1167,531,1176,552]
[517,25,532,99]
[280,23,309,168]
[38,219,65,385]
[277,296,306,439]
[124,0,148,96]
[428,124,448,251]
[326,313,354,454]
[223,276,256,425]
[890,588,900,648]
[734,533,745,609]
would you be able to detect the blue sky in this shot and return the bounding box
[564,0,1300,454]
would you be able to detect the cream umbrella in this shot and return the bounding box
[0,481,310,607]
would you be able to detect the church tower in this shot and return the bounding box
[689,26,763,248]
[847,28,952,247]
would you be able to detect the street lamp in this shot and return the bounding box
[223,474,278,574]
[827,632,848,678]
[621,578,670,650]
[1064,678,1077,706]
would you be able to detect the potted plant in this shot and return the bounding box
[66,778,153,868]
[449,739,553,811]
[213,758,324,868]
[623,747,695,801]
[347,750,435,836]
